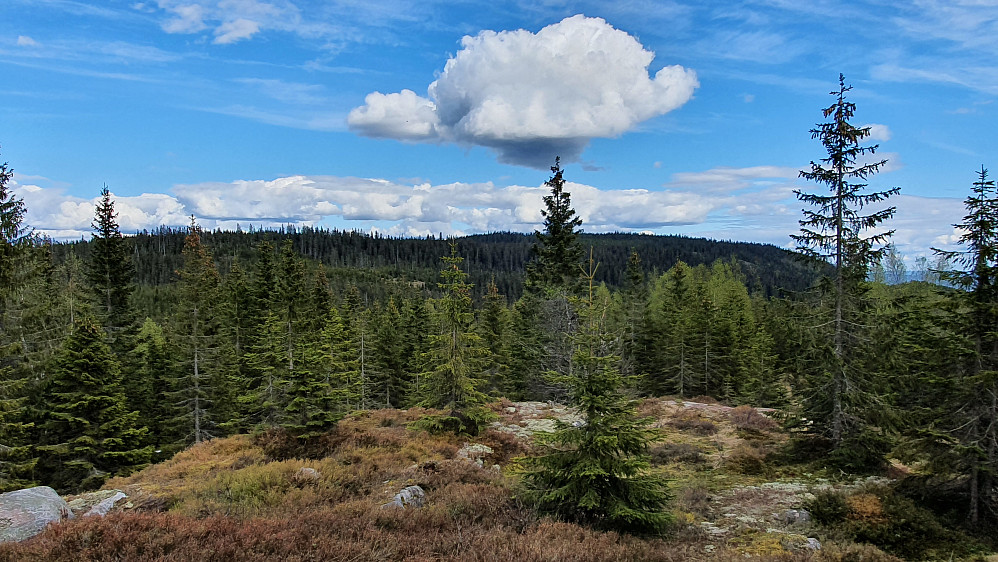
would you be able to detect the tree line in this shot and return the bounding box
[0,74,995,533]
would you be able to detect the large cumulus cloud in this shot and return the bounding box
[348,15,698,168]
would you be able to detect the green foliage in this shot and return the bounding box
[806,487,989,560]
[36,318,151,492]
[419,243,487,414]
[526,158,584,292]
[86,186,136,347]
[790,74,899,467]
[523,255,672,535]
[169,218,231,445]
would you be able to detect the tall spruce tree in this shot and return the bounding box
[171,218,228,444]
[523,157,584,400]
[930,166,998,524]
[524,252,671,535]
[0,152,38,490]
[86,186,136,345]
[36,318,150,493]
[526,157,584,291]
[420,244,487,419]
[791,74,899,468]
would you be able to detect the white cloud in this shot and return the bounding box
[156,0,296,45]
[12,165,962,263]
[213,17,260,44]
[864,123,892,141]
[348,90,440,141]
[16,35,39,47]
[160,3,207,34]
[348,15,698,168]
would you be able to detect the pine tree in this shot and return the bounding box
[523,252,671,535]
[791,74,899,468]
[36,318,150,493]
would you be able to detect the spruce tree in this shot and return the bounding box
[523,157,584,400]
[170,218,229,444]
[0,153,32,301]
[0,152,38,490]
[132,318,175,461]
[791,74,899,468]
[523,253,671,535]
[86,186,136,345]
[420,244,488,421]
[526,157,584,292]
[36,318,150,493]
[477,278,514,397]
[930,166,998,524]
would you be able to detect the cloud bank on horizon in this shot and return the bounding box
[346,15,699,168]
[11,167,964,264]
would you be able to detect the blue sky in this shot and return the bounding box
[2,0,996,262]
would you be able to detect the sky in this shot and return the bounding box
[2,0,997,263]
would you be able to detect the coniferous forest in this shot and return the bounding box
[0,77,996,559]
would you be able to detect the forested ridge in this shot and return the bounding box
[51,227,821,301]
[1,77,997,558]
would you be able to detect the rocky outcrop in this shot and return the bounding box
[0,486,73,543]
[67,489,129,517]
[381,485,425,509]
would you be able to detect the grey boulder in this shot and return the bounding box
[381,485,426,509]
[0,486,74,543]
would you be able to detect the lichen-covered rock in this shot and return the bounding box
[456,443,493,467]
[0,486,73,543]
[67,489,128,517]
[85,491,127,517]
[782,508,811,525]
[381,485,426,509]
[292,467,321,486]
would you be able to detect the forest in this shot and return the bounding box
[0,78,996,557]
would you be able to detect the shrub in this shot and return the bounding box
[729,405,779,432]
[668,412,717,435]
[725,444,767,475]
[650,443,705,465]
[806,490,850,525]
[676,482,711,518]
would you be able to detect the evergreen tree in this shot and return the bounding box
[170,218,230,444]
[618,249,647,381]
[791,74,899,468]
[36,318,150,493]
[0,153,39,490]
[318,305,361,414]
[0,151,33,301]
[526,157,584,292]
[930,166,998,524]
[639,261,697,397]
[86,186,136,345]
[477,278,514,397]
[420,244,487,417]
[523,253,671,535]
[370,297,409,408]
[132,318,175,460]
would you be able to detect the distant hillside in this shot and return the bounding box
[52,227,824,300]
